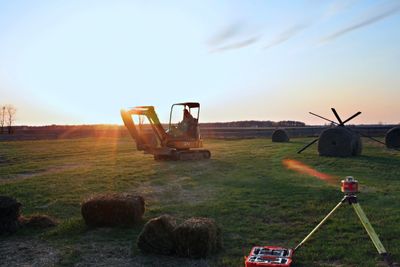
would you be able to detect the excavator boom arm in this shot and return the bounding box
[120,106,167,150]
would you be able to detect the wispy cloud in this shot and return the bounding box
[321,2,400,42]
[323,0,357,20]
[263,24,309,49]
[210,36,260,53]
[207,22,243,46]
[207,21,260,53]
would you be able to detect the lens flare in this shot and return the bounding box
[282,159,336,184]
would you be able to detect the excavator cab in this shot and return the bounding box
[120,102,210,160]
[168,102,200,140]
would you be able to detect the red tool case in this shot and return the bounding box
[245,246,293,267]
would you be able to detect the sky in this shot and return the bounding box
[0,0,399,125]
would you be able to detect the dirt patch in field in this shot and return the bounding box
[132,176,214,204]
[75,243,211,267]
[0,234,211,267]
[73,240,134,267]
[0,164,87,184]
[0,238,60,266]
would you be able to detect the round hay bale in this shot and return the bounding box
[137,215,177,255]
[174,217,222,258]
[81,193,145,227]
[0,196,21,234]
[272,129,290,142]
[385,126,400,149]
[318,127,361,157]
[19,215,58,228]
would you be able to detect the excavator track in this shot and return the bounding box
[154,150,211,161]
[175,150,211,160]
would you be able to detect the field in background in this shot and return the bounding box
[0,124,397,141]
[1,136,400,266]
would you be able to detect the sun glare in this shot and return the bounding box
[282,158,336,184]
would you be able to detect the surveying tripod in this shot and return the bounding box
[244,177,395,267]
[294,191,393,266]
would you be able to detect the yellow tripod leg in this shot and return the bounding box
[352,203,387,254]
[294,198,345,251]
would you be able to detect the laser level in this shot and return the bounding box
[341,176,358,194]
[244,176,394,267]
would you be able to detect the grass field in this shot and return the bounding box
[1,136,399,266]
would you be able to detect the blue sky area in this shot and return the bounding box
[0,0,399,125]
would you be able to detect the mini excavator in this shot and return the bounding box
[121,102,211,160]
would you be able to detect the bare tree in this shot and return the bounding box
[0,106,5,134]
[6,105,16,134]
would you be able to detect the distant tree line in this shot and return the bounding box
[0,105,16,134]
[200,120,306,128]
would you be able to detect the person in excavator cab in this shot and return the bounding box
[177,108,196,137]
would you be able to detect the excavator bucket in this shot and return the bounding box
[120,109,155,151]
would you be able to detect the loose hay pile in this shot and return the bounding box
[385,126,400,149]
[0,196,21,234]
[19,215,58,228]
[174,217,222,258]
[0,196,57,233]
[81,193,145,227]
[318,127,362,157]
[272,129,290,142]
[137,215,177,255]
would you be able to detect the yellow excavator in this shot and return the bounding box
[120,102,211,160]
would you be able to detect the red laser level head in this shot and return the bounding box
[245,246,293,267]
[341,176,358,195]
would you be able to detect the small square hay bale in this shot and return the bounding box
[137,214,177,255]
[174,217,222,258]
[0,196,21,234]
[81,193,145,227]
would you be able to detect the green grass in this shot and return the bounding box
[1,136,399,266]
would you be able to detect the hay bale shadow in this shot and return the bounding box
[81,193,145,227]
